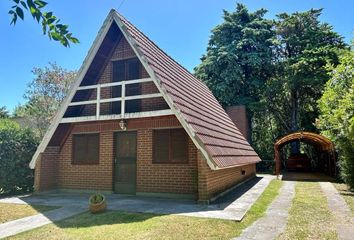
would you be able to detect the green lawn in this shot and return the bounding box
[333,183,354,215]
[0,203,59,224]
[277,182,337,240]
[9,180,282,240]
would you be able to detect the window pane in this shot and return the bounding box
[127,59,140,80]
[87,134,99,163]
[112,61,125,82]
[73,135,86,163]
[153,129,170,163]
[171,129,188,162]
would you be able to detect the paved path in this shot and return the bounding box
[0,175,275,222]
[320,182,354,240]
[0,206,86,239]
[233,181,295,240]
[0,175,274,238]
[182,175,275,220]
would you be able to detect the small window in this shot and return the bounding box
[72,133,100,165]
[112,58,141,82]
[153,129,188,163]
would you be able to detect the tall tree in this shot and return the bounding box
[194,3,276,141]
[14,62,76,137]
[0,106,9,118]
[317,46,354,188]
[7,0,79,47]
[274,9,345,153]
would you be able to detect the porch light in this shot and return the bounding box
[119,119,127,131]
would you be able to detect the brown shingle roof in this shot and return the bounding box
[116,12,261,168]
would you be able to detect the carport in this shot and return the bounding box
[274,132,336,176]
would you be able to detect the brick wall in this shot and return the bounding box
[46,115,199,195]
[35,114,256,201]
[136,129,197,196]
[57,129,114,191]
[34,146,59,192]
[197,151,256,202]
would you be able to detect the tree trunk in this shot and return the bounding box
[290,89,300,154]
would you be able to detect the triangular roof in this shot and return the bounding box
[30,10,261,170]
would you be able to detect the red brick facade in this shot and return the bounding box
[34,22,256,201]
[35,115,256,201]
[197,152,256,201]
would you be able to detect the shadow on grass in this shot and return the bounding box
[54,210,158,229]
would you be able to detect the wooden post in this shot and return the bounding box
[121,81,125,118]
[96,85,101,119]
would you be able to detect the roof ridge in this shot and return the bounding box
[115,11,204,86]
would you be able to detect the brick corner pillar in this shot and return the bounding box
[197,151,211,204]
[33,146,59,192]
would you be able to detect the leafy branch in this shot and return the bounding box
[8,0,79,47]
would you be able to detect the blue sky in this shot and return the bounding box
[0,0,353,112]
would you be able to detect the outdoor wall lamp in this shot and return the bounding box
[119,119,127,131]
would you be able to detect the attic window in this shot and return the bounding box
[112,58,140,82]
[153,129,188,164]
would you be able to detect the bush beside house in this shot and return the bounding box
[0,119,38,195]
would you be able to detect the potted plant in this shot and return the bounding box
[89,193,106,214]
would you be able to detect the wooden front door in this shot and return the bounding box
[114,132,137,194]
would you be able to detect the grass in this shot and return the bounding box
[0,203,59,224]
[277,182,337,240]
[333,183,354,215]
[9,179,283,240]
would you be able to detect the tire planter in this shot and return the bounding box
[89,194,106,214]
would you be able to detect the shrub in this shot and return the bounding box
[317,47,354,189]
[0,119,38,195]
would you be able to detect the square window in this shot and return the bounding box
[72,133,100,165]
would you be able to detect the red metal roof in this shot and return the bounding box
[117,13,261,168]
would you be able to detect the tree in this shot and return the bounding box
[194,3,276,141]
[0,119,38,195]
[0,106,9,118]
[7,0,79,47]
[317,47,354,189]
[14,62,76,137]
[273,9,345,153]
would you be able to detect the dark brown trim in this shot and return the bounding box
[71,133,100,165]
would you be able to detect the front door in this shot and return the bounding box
[114,132,137,194]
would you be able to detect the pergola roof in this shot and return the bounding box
[274,131,334,152]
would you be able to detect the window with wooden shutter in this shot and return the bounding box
[72,133,100,164]
[153,129,188,164]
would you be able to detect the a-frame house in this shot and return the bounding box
[30,10,261,202]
